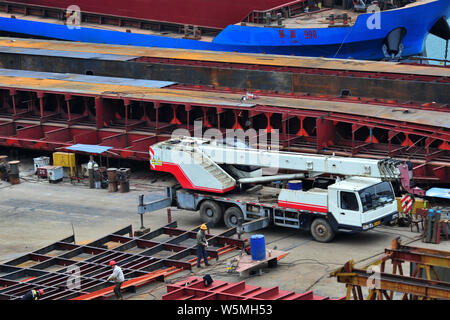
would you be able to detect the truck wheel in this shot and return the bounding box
[310,218,335,243]
[224,206,244,229]
[199,200,223,226]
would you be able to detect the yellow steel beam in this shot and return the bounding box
[384,238,450,268]
[333,269,450,300]
[331,259,450,300]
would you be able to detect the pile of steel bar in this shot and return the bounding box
[0,68,448,182]
[0,221,245,300]
[330,238,450,300]
[163,276,345,300]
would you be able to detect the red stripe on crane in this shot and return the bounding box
[151,161,235,194]
[278,200,328,213]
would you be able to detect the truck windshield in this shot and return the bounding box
[359,182,395,212]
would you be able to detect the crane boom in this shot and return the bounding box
[149,137,423,195]
[198,142,396,179]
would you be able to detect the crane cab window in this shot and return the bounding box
[340,191,359,211]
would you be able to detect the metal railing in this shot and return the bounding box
[407,56,450,67]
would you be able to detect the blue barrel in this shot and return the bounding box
[250,234,266,261]
[288,180,303,190]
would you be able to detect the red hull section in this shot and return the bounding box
[7,0,293,28]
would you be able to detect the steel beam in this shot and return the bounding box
[331,260,450,300]
[162,276,343,300]
[385,239,450,269]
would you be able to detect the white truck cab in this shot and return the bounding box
[277,176,398,236]
[327,177,398,231]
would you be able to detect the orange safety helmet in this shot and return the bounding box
[109,260,116,266]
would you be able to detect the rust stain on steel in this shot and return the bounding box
[0,75,449,129]
[337,273,450,300]
[0,75,255,108]
[331,260,450,300]
[384,238,450,268]
[0,37,449,78]
[291,73,449,103]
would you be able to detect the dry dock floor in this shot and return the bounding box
[1,157,449,300]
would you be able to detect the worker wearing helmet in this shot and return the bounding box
[196,224,210,268]
[106,260,125,300]
[22,289,44,300]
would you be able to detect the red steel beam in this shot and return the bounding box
[163,276,344,300]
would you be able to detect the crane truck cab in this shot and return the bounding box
[278,176,398,241]
[327,177,398,231]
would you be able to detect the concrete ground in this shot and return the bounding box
[1,155,449,300]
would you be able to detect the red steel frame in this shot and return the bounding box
[0,83,448,182]
[0,221,245,300]
[163,276,345,300]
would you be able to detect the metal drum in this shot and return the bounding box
[250,234,266,261]
[0,155,7,180]
[8,160,20,185]
[107,168,118,192]
[118,168,130,193]
[288,180,303,190]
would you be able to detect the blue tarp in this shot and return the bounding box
[426,188,450,200]
[66,144,112,154]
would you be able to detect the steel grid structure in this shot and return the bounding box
[0,221,245,300]
[162,276,345,300]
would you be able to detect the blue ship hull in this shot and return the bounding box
[0,0,449,60]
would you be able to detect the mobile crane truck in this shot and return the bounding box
[138,136,433,242]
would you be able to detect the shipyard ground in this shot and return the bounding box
[1,156,449,300]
